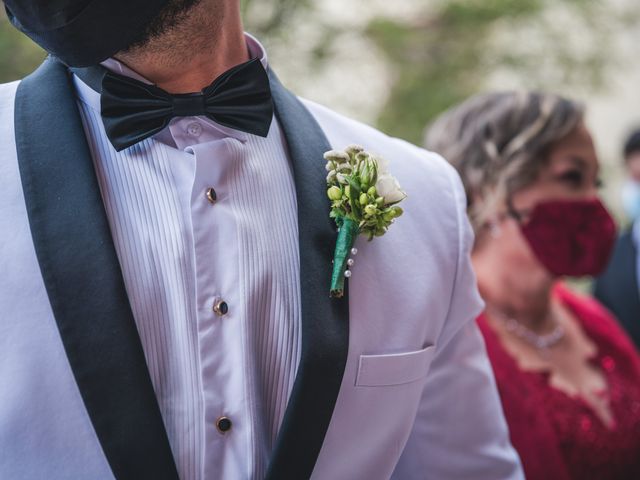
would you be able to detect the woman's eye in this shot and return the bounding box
[595,178,604,189]
[558,170,583,185]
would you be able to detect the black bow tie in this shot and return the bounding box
[74,58,273,152]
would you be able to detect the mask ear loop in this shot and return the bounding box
[487,201,522,239]
[505,194,533,225]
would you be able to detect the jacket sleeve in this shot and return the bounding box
[391,166,524,480]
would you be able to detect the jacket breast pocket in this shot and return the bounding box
[355,345,436,387]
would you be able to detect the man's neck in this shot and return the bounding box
[113,3,248,94]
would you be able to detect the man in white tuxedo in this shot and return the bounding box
[0,0,523,478]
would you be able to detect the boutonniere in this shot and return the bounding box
[325,145,407,297]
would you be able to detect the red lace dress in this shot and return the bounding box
[478,284,640,480]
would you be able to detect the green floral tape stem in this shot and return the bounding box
[330,218,359,298]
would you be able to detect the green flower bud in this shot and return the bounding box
[364,204,377,216]
[367,186,377,197]
[344,185,351,197]
[392,207,404,218]
[359,193,368,205]
[376,196,385,207]
[383,211,395,222]
[360,166,371,187]
[327,186,342,201]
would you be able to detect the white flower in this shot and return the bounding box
[373,154,389,176]
[345,144,364,156]
[376,173,406,205]
[324,150,350,164]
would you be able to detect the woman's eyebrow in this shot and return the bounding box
[566,155,587,167]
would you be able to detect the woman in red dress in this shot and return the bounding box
[426,91,640,479]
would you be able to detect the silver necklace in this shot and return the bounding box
[489,309,566,351]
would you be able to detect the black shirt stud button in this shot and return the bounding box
[213,299,229,317]
[216,416,232,434]
[206,187,217,204]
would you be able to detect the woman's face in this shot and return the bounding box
[476,122,601,280]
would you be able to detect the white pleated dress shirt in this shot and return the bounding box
[73,34,300,480]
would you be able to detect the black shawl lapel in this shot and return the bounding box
[265,72,350,479]
[14,57,179,480]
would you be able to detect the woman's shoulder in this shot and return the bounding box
[555,282,623,333]
[555,282,640,365]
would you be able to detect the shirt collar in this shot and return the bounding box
[73,32,270,140]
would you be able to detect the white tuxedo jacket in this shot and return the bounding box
[0,58,523,479]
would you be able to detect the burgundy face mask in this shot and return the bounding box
[515,198,617,277]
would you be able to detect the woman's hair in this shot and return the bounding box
[425,91,584,231]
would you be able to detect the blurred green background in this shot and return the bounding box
[2,0,640,218]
